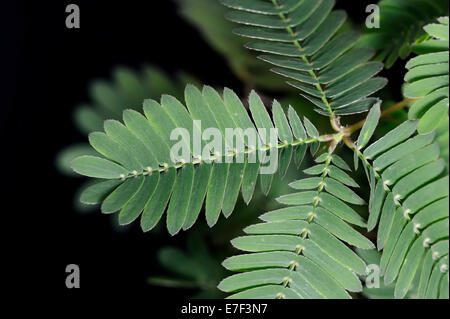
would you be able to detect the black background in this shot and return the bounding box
[2,0,410,306]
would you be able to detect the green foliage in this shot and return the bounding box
[63,0,450,299]
[219,153,373,298]
[222,0,386,116]
[356,119,449,299]
[176,0,289,90]
[57,66,188,177]
[56,143,98,177]
[358,0,449,68]
[436,117,449,172]
[404,17,449,134]
[148,233,226,298]
[75,66,185,135]
[72,86,318,235]
[356,248,414,299]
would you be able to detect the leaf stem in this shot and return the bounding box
[117,132,341,181]
[345,98,416,135]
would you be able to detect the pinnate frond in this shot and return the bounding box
[222,0,387,116]
[72,86,320,235]
[218,152,374,299]
[355,114,449,299]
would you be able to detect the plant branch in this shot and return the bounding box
[345,98,417,135]
[117,132,341,181]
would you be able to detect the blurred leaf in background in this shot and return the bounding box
[148,233,227,298]
[175,0,290,91]
[356,248,420,299]
[74,65,187,135]
[357,0,448,68]
[56,65,190,178]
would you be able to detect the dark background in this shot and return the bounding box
[2,0,402,302]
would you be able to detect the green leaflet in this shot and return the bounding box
[364,120,418,159]
[357,102,381,149]
[183,164,212,230]
[123,109,173,165]
[313,208,374,249]
[417,99,449,134]
[222,161,245,217]
[143,99,192,162]
[276,191,316,205]
[326,62,384,98]
[221,0,302,15]
[219,260,350,299]
[241,156,260,204]
[319,193,366,227]
[101,176,144,214]
[301,239,362,292]
[328,166,358,188]
[226,285,302,299]
[289,177,322,190]
[141,168,176,232]
[166,164,195,235]
[206,162,230,227]
[294,144,308,168]
[223,88,258,147]
[260,158,275,195]
[304,164,326,175]
[260,206,313,222]
[223,251,300,271]
[323,178,365,205]
[395,237,426,299]
[104,119,159,169]
[72,156,129,179]
[80,180,123,205]
[367,180,387,232]
[278,145,293,178]
[272,101,293,144]
[287,105,306,140]
[57,143,99,177]
[303,116,319,138]
[258,205,372,250]
[330,154,351,171]
[223,0,385,116]
[249,90,275,146]
[89,132,140,170]
[372,133,435,171]
[231,235,304,252]
[119,173,159,225]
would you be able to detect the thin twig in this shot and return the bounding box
[345,98,417,135]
